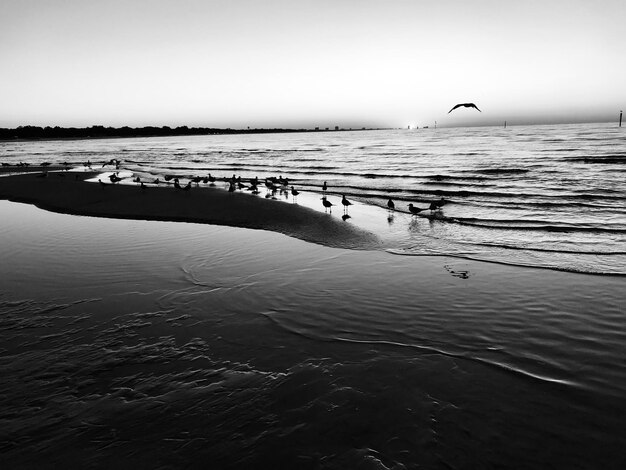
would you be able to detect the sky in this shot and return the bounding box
[1,0,625,129]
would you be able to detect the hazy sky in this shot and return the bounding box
[1,0,624,128]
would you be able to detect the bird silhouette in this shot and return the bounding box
[387,198,395,211]
[448,103,481,113]
[321,196,334,213]
[341,195,352,214]
[291,186,299,202]
[408,203,424,215]
[322,181,328,193]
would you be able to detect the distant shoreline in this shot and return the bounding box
[0,125,390,142]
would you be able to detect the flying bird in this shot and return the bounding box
[448,103,481,114]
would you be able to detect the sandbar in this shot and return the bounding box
[0,168,380,250]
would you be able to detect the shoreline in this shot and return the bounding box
[1,197,625,469]
[0,168,381,250]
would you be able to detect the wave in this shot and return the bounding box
[564,156,626,164]
[456,240,626,255]
[427,174,488,181]
[453,218,625,235]
[475,168,530,174]
[386,249,626,277]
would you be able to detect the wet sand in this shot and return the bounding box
[0,168,380,250]
[1,168,625,469]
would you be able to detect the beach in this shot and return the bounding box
[1,165,625,469]
[0,167,380,250]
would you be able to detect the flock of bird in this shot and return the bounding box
[99,169,447,218]
[13,158,448,219]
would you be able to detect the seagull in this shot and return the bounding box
[435,197,446,209]
[429,201,439,213]
[291,186,299,202]
[341,195,352,214]
[448,103,481,114]
[387,198,395,211]
[321,196,334,213]
[408,203,424,216]
[322,181,328,193]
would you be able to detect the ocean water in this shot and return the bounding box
[1,124,626,468]
[0,201,624,469]
[2,122,625,275]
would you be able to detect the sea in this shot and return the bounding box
[1,123,625,469]
[2,122,625,275]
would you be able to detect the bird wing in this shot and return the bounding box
[449,103,482,113]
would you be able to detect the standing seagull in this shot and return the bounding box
[290,186,299,203]
[387,198,395,211]
[408,203,424,216]
[448,103,481,113]
[341,195,352,214]
[322,181,328,194]
[321,196,334,213]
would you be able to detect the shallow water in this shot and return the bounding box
[2,123,625,275]
[1,201,625,469]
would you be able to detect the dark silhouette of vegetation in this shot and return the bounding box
[0,125,372,140]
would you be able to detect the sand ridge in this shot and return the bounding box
[0,169,381,250]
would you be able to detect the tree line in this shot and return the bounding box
[0,125,312,140]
